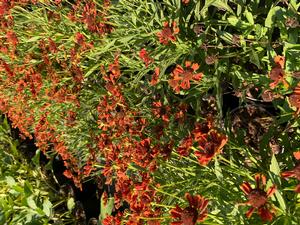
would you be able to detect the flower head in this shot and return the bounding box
[281,151,300,193]
[139,48,154,67]
[170,193,209,225]
[157,21,179,45]
[289,82,300,114]
[194,130,227,166]
[269,55,289,89]
[240,174,276,221]
[169,61,203,93]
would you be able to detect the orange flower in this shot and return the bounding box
[240,174,276,221]
[170,193,209,225]
[289,82,300,113]
[150,67,160,86]
[281,152,300,193]
[139,48,154,67]
[169,61,203,93]
[269,55,289,89]
[194,130,227,166]
[157,21,179,45]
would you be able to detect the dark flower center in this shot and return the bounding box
[248,189,267,208]
[182,207,198,225]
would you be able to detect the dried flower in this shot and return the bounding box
[205,55,218,65]
[193,24,204,36]
[285,17,299,28]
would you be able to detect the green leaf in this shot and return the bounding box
[100,196,114,222]
[275,190,286,212]
[24,181,33,196]
[214,158,223,181]
[201,0,234,18]
[67,197,75,211]
[249,49,261,69]
[227,16,252,30]
[42,199,52,217]
[32,150,40,167]
[27,196,37,209]
[265,6,281,28]
[6,176,16,186]
[244,9,254,25]
[270,154,280,176]
[211,0,234,15]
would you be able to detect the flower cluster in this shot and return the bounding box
[177,118,228,166]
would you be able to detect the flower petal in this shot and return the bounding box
[258,207,273,221]
[293,151,300,160]
[266,185,276,198]
[240,182,252,195]
[245,207,255,218]
[295,184,300,193]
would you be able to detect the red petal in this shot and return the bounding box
[258,207,273,221]
[295,184,300,193]
[199,199,209,213]
[197,209,208,222]
[245,207,255,218]
[267,185,276,197]
[240,182,252,195]
[191,63,199,71]
[293,151,300,160]
[184,193,193,206]
[185,61,191,68]
[281,171,295,178]
[170,205,184,218]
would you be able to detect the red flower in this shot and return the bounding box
[240,174,276,221]
[289,82,300,114]
[177,136,193,156]
[150,67,160,86]
[75,32,85,45]
[269,55,289,89]
[170,193,209,225]
[182,0,190,4]
[102,213,122,225]
[6,31,18,47]
[282,151,300,193]
[157,21,179,45]
[194,130,227,166]
[169,61,203,93]
[139,48,153,67]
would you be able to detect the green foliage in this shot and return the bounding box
[1,0,300,224]
[0,117,72,225]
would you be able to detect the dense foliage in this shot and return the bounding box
[1,0,300,224]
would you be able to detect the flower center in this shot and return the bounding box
[182,207,198,225]
[248,189,267,208]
